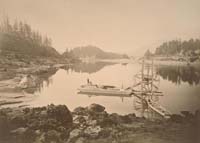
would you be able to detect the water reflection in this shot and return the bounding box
[156,65,200,85]
[65,62,116,74]
[27,62,200,116]
[79,91,165,119]
[34,68,58,92]
[78,92,132,102]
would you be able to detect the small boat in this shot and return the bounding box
[78,81,133,96]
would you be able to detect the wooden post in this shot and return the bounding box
[141,57,144,99]
[151,58,154,99]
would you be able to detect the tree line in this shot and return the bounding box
[0,17,60,58]
[155,39,200,57]
[65,45,129,59]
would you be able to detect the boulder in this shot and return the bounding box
[88,104,105,113]
[98,128,111,138]
[0,105,73,143]
[87,120,97,126]
[98,113,121,127]
[121,113,136,123]
[73,115,87,125]
[170,114,183,123]
[73,106,88,115]
[88,110,108,123]
[44,130,61,143]
[10,127,27,135]
[109,113,122,123]
[47,104,73,127]
[84,126,102,138]
[69,129,82,139]
[75,137,84,143]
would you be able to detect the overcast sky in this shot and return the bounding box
[0,0,200,56]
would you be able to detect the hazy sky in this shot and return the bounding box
[0,0,200,55]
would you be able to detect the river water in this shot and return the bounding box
[26,61,200,116]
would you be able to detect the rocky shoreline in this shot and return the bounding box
[0,56,73,107]
[0,104,199,143]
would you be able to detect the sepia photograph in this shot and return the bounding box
[0,0,199,143]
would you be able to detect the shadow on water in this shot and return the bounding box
[155,65,200,85]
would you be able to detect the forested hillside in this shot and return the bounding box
[0,17,60,58]
[63,45,129,59]
[155,39,200,57]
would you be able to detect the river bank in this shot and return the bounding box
[0,103,199,143]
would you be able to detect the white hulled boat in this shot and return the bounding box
[78,81,132,96]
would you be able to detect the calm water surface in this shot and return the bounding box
[28,62,200,116]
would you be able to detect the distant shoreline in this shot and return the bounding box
[145,59,200,67]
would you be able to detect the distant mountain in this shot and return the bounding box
[64,45,129,59]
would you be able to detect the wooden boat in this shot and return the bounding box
[78,83,133,96]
